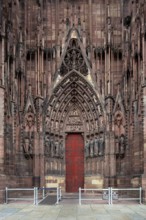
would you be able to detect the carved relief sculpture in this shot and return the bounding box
[23,107,35,159]
[114,112,126,157]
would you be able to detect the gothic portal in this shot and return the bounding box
[0,0,146,201]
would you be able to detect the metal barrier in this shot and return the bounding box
[57,186,62,204]
[111,187,142,205]
[79,187,142,205]
[79,187,111,205]
[35,187,62,205]
[5,186,62,205]
[5,187,36,204]
[5,187,142,205]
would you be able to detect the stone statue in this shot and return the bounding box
[59,140,64,159]
[23,138,33,159]
[50,138,54,157]
[90,139,94,157]
[94,138,98,156]
[54,140,59,157]
[114,113,125,136]
[98,133,105,156]
[85,140,90,157]
[45,136,54,157]
[114,112,126,157]
[119,134,125,155]
[23,110,35,159]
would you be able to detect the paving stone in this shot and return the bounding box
[0,204,146,220]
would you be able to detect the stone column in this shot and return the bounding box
[40,131,45,187]
[88,0,93,49]
[39,99,45,187]
[104,132,116,187]
[1,30,5,86]
[109,133,116,186]
[0,87,4,173]
[33,132,40,187]
[104,133,110,187]
[142,86,146,202]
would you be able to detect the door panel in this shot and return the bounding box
[65,133,84,192]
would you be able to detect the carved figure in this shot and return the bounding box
[119,134,125,155]
[23,109,35,159]
[114,112,126,156]
[54,140,59,157]
[45,134,52,156]
[98,133,105,156]
[99,115,104,128]
[50,138,54,157]
[114,113,125,136]
[90,139,94,157]
[59,140,64,158]
[85,140,90,157]
[94,138,98,156]
[23,138,33,159]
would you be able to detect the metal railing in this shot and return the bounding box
[5,187,36,204]
[37,186,62,205]
[5,187,142,205]
[79,187,111,205]
[111,187,142,205]
[5,186,62,205]
[79,187,142,205]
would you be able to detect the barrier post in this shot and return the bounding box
[56,187,59,204]
[5,187,8,204]
[110,187,113,205]
[43,186,45,199]
[59,187,62,200]
[57,187,61,203]
[108,188,109,205]
[139,187,142,204]
[36,187,38,205]
[34,187,36,205]
[79,187,81,205]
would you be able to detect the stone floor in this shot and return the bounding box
[0,203,146,220]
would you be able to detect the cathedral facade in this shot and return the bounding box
[0,0,146,201]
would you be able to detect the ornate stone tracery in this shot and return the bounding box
[46,64,106,176]
[0,0,146,200]
[60,38,88,76]
[45,71,104,132]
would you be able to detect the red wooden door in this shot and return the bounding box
[65,133,84,192]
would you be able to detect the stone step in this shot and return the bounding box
[62,193,79,199]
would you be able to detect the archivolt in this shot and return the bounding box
[44,70,105,137]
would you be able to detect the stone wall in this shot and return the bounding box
[0,0,146,202]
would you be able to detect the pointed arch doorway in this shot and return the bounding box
[65,133,84,192]
[44,70,105,192]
